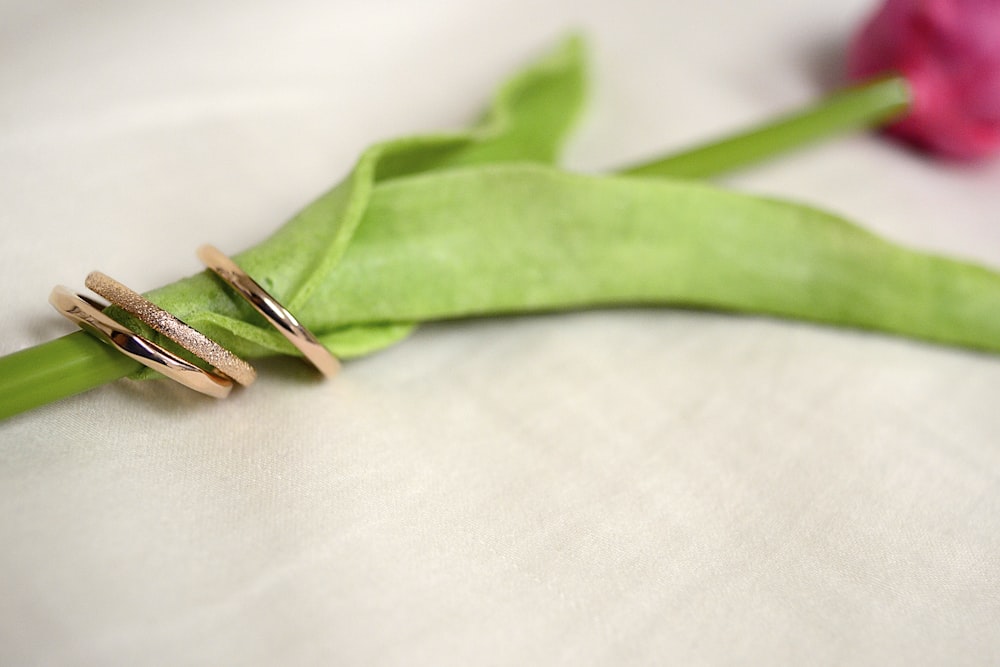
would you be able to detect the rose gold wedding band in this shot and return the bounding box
[49,286,233,398]
[197,245,340,377]
[85,271,257,386]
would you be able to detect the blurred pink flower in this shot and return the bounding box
[848,0,1000,160]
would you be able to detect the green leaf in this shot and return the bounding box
[310,163,1000,352]
[116,34,1000,380]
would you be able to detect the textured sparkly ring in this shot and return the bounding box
[85,271,257,386]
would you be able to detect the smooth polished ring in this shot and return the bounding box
[49,286,233,398]
[85,271,257,386]
[197,245,341,377]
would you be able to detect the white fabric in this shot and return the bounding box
[2,1,999,665]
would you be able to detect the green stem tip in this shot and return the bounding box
[0,332,139,421]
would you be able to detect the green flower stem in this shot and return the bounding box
[619,75,911,179]
[0,69,913,422]
[0,333,139,420]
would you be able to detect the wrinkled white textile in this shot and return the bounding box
[1,0,999,665]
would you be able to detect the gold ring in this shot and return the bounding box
[197,245,341,377]
[48,286,233,398]
[85,271,257,386]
